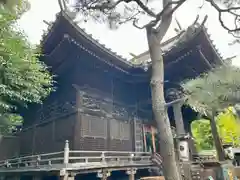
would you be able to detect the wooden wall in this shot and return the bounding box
[72,87,136,151]
[0,135,19,160]
[19,51,148,155]
[73,112,134,151]
[20,112,77,155]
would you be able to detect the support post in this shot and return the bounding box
[210,110,225,161]
[172,102,185,135]
[97,170,111,180]
[64,140,69,164]
[60,175,75,180]
[59,171,75,180]
[151,126,156,153]
[126,168,137,180]
[142,124,147,152]
[172,101,190,161]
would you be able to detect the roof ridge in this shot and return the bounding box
[129,30,186,62]
[61,12,137,67]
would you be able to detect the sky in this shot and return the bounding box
[18,0,240,65]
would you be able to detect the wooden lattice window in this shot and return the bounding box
[81,114,107,138]
[110,119,130,140]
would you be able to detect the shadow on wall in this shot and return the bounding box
[0,135,19,160]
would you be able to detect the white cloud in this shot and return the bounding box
[18,0,240,65]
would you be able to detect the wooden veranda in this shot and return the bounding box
[0,140,158,180]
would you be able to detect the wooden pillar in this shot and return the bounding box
[172,102,190,161]
[151,126,156,153]
[210,110,225,161]
[59,172,75,180]
[172,102,185,135]
[126,168,137,180]
[32,124,37,154]
[63,140,70,164]
[133,117,137,152]
[97,170,111,180]
[142,124,147,152]
[60,176,75,180]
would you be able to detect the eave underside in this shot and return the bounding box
[41,12,223,83]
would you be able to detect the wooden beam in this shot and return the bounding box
[165,98,187,108]
[151,126,156,153]
[143,125,147,152]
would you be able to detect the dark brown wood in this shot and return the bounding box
[172,103,185,135]
[210,110,225,161]
[0,136,19,160]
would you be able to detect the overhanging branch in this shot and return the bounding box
[132,0,187,30]
[132,0,156,17]
[205,0,240,33]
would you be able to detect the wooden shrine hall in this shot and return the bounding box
[0,11,224,179]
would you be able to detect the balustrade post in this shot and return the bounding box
[126,168,137,180]
[64,140,70,164]
[97,170,111,180]
[101,152,106,163]
[129,153,134,164]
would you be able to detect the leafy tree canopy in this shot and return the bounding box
[191,107,240,151]
[182,64,240,116]
[0,1,54,133]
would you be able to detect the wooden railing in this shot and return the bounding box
[0,140,153,172]
[192,153,218,165]
[0,151,64,168]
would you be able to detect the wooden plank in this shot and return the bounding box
[142,125,147,152]
[151,127,156,153]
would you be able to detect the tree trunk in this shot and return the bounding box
[147,29,182,180]
[210,110,225,161]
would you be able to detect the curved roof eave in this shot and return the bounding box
[138,24,224,70]
[40,11,223,75]
[201,26,224,65]
[41,11,143,71]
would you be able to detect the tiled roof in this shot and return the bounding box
[130,24,223,66]
[41,11,223,71]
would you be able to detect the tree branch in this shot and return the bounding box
[205,0,240,33]
[132,0,156,17]
[119,10,141,24]
[90,0,124,10]
[132,0,186,31]
[154,0,186,40]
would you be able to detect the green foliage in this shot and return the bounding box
[217,107,240,147]
[182,65,240,116]
[191,119,214,151]
[0,0,30,16]
[0,113,23,134]
[191,107,240,151]
[0,3,54,132]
